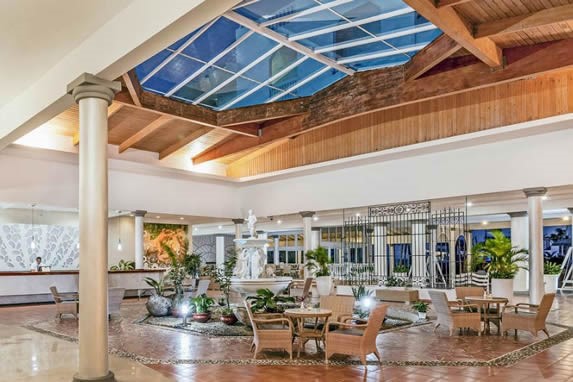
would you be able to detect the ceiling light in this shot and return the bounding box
[542,195,548,200]
[466,202,473,207]
[277,219,282,225]
[218,225,223,230]
[179,217,185,220]
[117,239,123,251]
[562,216,570,221]
[313,216,319,221]
[194,227,198,232]
[156,216,161,219]
[355,213,361,217]
[481,221,488,225]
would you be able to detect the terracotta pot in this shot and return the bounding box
[220,314,238,325]
[192,312,211,323]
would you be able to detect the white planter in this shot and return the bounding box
[544,274,559,293]
[417,312,427,320]
[491,278,514,303]
[315,276,333,296]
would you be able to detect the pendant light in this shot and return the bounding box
[117,215,123,251]
[30,204,36,250]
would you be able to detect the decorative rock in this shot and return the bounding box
[146,295,171,317]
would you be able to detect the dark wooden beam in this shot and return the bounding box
[192,115,305,164]
[217,98,308,126]
[122,70,142,107]
[404,0,502,67]
[159,126,212,160]
[119,115,172,153]
[138,91,217,127]
[304,38,573,131]
[474,4,573,38]
[404,35,462,81]
[224,122,260,137]
[435,0,473,7]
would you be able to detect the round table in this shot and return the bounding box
[284,308,332,357]
[464,296,508,334]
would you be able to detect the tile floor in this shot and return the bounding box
[0,294,572,381]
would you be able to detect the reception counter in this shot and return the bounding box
[0,269,165,305]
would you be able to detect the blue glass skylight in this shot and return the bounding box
[135,0,442,111]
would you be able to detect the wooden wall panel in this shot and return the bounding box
[226,69,573,178]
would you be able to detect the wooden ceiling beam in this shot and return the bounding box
[159,126,212,160]
[404,0,502,67]
[435,0,473,7]
[192,115,305,164]
[474,4,573,39]
[223,122,260,137]
[122,70,142,107]
[404,34,462,81]
[73,103,124,146]
[217,98,308,126]
[118,115,172,153]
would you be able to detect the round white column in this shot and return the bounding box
[524,187,547,305]
[509,211,529,292]
[300,211,315,278]
[232,218,244,244]
[133,210,146,269]
[68,73,120,382]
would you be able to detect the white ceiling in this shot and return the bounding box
[0,0,132,107]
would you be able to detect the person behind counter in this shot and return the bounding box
[30,256,45,272]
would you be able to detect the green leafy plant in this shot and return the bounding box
[163,243,187,299]
[305,246,331,277]
[221,306,234,316]
[183,249,202,279]
[144,277,166,296]
[394,264,409,273]
[191,294,215,313]
[211,251,237,311]
[110,259,135,271]
[384,276,412,287]
[544,261,561,275]
[412,301,429,313]
[246,288,295,313]
[473,230,528,279]
[351,285,373,300]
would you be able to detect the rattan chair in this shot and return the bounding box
[244,300,294,359]
[294,277,313,302]
[325,304,388,365]
[320,295,355,322]
[49,286,78,319]
[448,286,485,309]
[429,290,482,336]
[502,293,555,338]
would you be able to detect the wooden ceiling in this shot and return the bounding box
[45,0,573,176]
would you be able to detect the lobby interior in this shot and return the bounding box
[2,0,573,381]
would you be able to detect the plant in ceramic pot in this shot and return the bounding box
[163,243,188,317]
[412,300,429,320]
[246,288,295,314]
[191,294,215,323]
[144,276,171,317]
[544,261,561,293]
[473,230,528,302]
[393,263,410,282]
[305,246,332,296]
[211,253,238,325]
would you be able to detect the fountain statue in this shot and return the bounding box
[230,210,292,298]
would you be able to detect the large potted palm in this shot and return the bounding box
[305,246,332,296]
[473,230,528,302]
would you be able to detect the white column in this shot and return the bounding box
[187,224,193,254]
[300,211,315,278]
[68,73,120,382]
[524,187,547,305]
[310,228,320,250]
[373,223,388,279]
[509,211,529,292]
[133,210,146,269]
[411,220,427,287]
[428,225,438,288]
[273,237,280,265]
[216,236,225,268]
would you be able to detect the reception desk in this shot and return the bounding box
[0,269,165,305]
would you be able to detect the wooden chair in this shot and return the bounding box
[502,293,555,338]
[325,304,388,365]
[429,290,482,336]
[108,287,125,319]
[49,286,78,320]
[244,300,294,359]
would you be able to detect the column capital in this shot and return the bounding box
[299,211,315,218]
[523,187,547,198]
[508,211,527,218]
[232,218,245,225]
[133,210,147,217]
[67,73,121,105]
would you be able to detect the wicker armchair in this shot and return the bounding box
[325,304,388,365]
[429,290,482,336]
[502,293,555,338]
[244,300,294,359]
[448,286,486,309]
[293,277,313,302]
[49,286,78,319]
[320,295,355,322]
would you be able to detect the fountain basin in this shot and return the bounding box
[231,277,293,298]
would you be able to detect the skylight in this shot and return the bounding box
[135,0,441,111]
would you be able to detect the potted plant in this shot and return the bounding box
[110,259,135,271]
[544,261,561,293]
[144,276,171,317]
[211,253,238,325]
[191,294,215,323]
[393,263,410,281]
[473,230,528,302]
[412,301,429,320]
[305,246,332,296]
[246,288,295,314]
[163,243,188,317]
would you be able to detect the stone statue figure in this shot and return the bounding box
[234,249,249,279]
[247,209,257,238]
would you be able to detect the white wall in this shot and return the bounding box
[108,216,135,267]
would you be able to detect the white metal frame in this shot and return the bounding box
[260,0,352,27]
[265,65,330,103]
[337,42,430,64]
[165,30,255,97]
[220,56,309,110]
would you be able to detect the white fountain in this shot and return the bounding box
[230,210,292,298]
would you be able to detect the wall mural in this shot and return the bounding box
[0,224,79,271]
[143,223,188,268]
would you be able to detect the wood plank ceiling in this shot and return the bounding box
[43,0,573,176]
